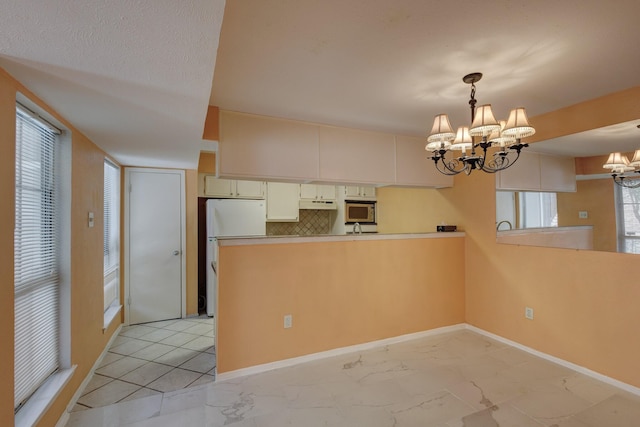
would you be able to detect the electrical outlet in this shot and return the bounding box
[579,211,588,219]
[284,314,292,329]
[525,307,534,320]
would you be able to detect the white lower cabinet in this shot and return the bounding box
[266,182,300,222]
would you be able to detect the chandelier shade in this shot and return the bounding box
[450,127,473,153]
[602,152,630,170]
[469,104,500,137]
[502,107,536,139]
[487,121,516,147]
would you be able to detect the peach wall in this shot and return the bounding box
[0,70,17,427]
[0,67,122,427]
[458,86,640,389]
[217,237,465,373]
[376,187,462,234]
[496,227,593,250]
[202,105,219,141]
[198,152,216,174]
[557,179,617,252]
[185,169,199,316]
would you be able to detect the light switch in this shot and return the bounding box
[88,212,94,228]
[579,211,588,219]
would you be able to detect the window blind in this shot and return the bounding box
[104,160,120,311]
[616,185,640,254]
[14,107,60,410]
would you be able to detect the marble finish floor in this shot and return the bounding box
[66,329,640,426]
[71,316,216,412]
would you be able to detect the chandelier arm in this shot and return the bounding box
[439,155,466,175]
[431,153,462,175]
[613,174,640,189]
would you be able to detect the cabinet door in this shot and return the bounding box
[204,177,234,197]
[344,186,361,198]
[316,184,336,200]
[266,182,300,222]
[540,154,576,192]
[235,180,265,199]
[299,183,318,200]
[360,186,376,199]
[496,152,541,191]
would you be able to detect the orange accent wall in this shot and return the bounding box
[217,237,465,373]
[198,152,216,174]
[459,86,640,389]
[0,69,17,427]
[0,67,121,427]
[202,105,220,141]
[185,169,199,315]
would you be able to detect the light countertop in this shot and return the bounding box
[217,232,465,246]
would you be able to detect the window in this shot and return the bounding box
[518,191,558,228]
[104,160,120,313]
[616,185,640,254]
[14,104,61,411]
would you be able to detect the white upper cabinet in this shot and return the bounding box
[266,182,300,222]
[219,111,320,181]
[300,184,336,200]
[496,151,576,192]
[318,126,396,185]
[204,176,265,199]
[394,135,453,188]
[217,110,457,189]
[344,185,376,200]
[539,154,576,192]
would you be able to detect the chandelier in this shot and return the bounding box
[603,150,640,188]
[426,72,536,175]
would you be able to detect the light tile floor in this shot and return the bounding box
[66,329,640,426]
[71,316,215,412]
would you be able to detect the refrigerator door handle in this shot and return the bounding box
[211,260,217,274]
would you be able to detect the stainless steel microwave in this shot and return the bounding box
[345,200,376,224]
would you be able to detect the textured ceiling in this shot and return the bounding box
[0,0,225,168]
[1,1,639,169]
[211,0,640,156]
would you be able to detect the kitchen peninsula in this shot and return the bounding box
[215,232,465,375]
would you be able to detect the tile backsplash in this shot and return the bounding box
[267,209,333,236]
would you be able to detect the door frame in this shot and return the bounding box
[123,167,187,326]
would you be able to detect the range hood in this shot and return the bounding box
[299,199,337,210]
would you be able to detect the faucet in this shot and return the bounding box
[353,222,362,234]
[496,220,513,231]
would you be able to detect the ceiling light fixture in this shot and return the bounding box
[426,73,536,175]
[603,128,640,188]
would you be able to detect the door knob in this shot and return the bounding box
[173,250,180,256]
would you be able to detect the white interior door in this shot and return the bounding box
[127,169,184,324]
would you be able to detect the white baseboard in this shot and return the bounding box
[216,323,466,382]
[466,324,640,397]
[55,324,123,427]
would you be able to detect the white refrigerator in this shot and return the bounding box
[206,199,266,317]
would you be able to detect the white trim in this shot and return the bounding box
[55,324,123,427]
[123,168,186,325]
[216,324,466,382]
[466,324,640,397]
[103,305,122,331]
[16,367,76,427]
